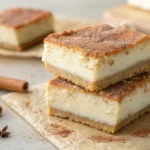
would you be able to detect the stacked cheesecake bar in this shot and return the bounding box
[42,24,150,133]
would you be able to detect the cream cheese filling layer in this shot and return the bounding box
[128,0,150,11]
[43,42,150,83]
[47,81,150,126]
[0,16,54,46]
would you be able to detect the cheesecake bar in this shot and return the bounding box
[0,8,54,51]
[46,73,150,133]
[43,24,150,91]
[103,5,150,35]
[128,0,150,11]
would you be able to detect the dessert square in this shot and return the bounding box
[103,5,150,35]
[128,0,150,11]
[43,24,150,91]
[0,8,54,51]
[46,73,150,133]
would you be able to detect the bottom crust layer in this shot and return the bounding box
[49,106,150,134]
[0,30,53,51]
[45,60,150,91]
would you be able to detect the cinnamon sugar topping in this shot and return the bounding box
[50,72,150,101]
[0,8,52,28]
[45,24,150,58]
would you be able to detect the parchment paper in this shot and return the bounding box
[1,84,150,150]
[0,17,94,58]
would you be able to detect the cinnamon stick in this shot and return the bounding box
[0,76,28,92]
[0,106,2,116]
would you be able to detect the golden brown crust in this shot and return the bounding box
[49,72,150,102]
[0,30,53,51]
[49,105,150,133]
[44,24,150,58]
[0,8,52,28]
[46,59,150,95]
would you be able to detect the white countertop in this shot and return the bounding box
[0,0,125,149]
[0,57,56,150]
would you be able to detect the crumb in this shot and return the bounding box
[39,109,43,113]
[30,74,35,78]
[144,85,149,93]
[45,123,73,138]
[50,123,60,128]
[89,135,126,143]
[33,111,38,113]
[125,51,129,55]
[25,102,30,108]
[132,129,150,138]
[108,59,114,65]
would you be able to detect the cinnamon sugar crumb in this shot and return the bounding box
[30,74,35,78]
[108,59,114,65]
[144,85,149,93]
[54,129,72,137]
[125,50,129,55]
[45,123,73,138]
[132,129,150,138]
[50,123,60,128]
[89,135,126,143]
[25,102,30,108]
[39,109,43,113]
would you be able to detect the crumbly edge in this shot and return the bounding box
[0,30,54,51]
[45,60,150,92]
[48,105,150,134]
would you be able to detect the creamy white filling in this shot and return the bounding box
[119,83,150,121]
[128,0,150,11]
[0,26,18,45]
[47,86,119,125]
[47,81,150,126]
[43,42,150,82]
[0,16,54,46]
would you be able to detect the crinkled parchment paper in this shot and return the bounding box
[0,17,95,58]
[1,84,150,150]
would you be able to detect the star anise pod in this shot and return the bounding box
[0,125,10,138]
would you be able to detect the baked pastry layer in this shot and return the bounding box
[0,8,54,51]
[103,5,150,35]
[43,26,150,91]
[46,73,150,133]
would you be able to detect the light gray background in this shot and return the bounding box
[0,0,125,150]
